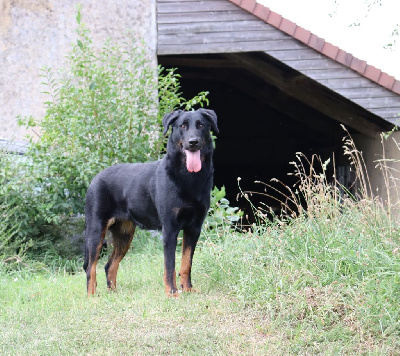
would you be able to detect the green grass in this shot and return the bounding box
[2,209,400,355]
[0,234,269,355]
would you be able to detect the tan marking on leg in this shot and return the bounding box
[106,224,135,291]
[106,249,117,291]
[106,258,120,291]
[120,220,135,235]
[106,217,116,229]
[180,242,192,292]
[87,228,107,297]
[87,260,98,296]
[106,238,133,291]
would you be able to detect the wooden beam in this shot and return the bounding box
[224,53,392,137]
[158,56,240,69]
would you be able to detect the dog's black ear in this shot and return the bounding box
[199,109,219,134]
[162,110,183,135]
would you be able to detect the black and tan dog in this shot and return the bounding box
[83,109,218,297]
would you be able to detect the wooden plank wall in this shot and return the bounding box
[279,51,400,124]
[157,0,289,54]
[157,0,400,124]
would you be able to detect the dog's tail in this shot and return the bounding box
[83,219,89,272]
[83,242,88,272]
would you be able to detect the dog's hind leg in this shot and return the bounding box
[179,227,201,292]
[85,221,107,297]
[105,221,135,291]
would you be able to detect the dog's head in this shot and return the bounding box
[162,109,219,173]
[162,109,219,136]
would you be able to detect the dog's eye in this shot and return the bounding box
[180,123,187,129]
[197,122,204,129]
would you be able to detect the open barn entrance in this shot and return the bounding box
[158,52,357,219]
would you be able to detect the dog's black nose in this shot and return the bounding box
[188,138,199,147]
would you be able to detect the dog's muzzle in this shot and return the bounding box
[188,138,199,149]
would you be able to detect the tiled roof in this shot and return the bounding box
[227,0,400,95]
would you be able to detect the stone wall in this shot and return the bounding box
[0,0,156,140]
[354,131,400,212]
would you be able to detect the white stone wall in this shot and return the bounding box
[354,131,400,214]
[0,0,156,140]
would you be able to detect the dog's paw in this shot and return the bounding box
[181,287,200,294]
[166,289,180,298]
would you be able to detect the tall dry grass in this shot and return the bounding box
[238,127,400,235]
[199,130,400,350]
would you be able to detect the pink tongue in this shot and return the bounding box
[185,150,201,173]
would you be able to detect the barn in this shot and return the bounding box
[2,0,400,208]
[156,0,400,205]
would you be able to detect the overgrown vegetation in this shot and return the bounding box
[1,8,400,354]
[2,134,400,352]
[204,133,400,351]
[0,10,209,263]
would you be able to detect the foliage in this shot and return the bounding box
[199,135,400,351]
[2,190,400,353]
[2,123,400,352]
[199,212,400,352]
[158,66,209,115]
[0,202,32,268]
[204,186,243,232]
[0,10,209,261]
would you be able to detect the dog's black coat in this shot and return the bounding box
[83,109,218,296]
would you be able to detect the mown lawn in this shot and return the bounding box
[0,243,269,355]
[2,209,400,355]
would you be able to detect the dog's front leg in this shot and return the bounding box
[180,227,201,292]
[162,227,179,297]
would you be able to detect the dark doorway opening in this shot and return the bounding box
[158,52,354,219]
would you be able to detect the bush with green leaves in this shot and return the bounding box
[0,10,209,262]
[204,186,243,233]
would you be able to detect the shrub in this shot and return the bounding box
[204,186,243,233]
[0,9,209,262]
